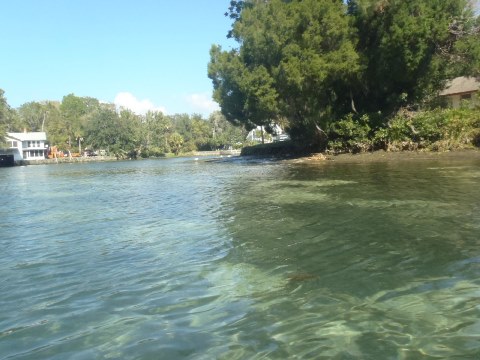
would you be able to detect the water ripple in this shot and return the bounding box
[1,157,480,359]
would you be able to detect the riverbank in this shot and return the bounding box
[14,146,480,166]
[15,149,241,166]
[287,148,480,164]
[17,156,118,166]
[241,137,480,164]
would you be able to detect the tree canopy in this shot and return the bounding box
[0,90,20,142]
[209,0,480,143]
[0,88,246,157]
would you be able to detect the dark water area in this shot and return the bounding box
[1,154,480,359]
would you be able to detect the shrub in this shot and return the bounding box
[328,114,372,153]
[375,107,480,151]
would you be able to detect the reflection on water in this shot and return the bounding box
[1,155,480,359]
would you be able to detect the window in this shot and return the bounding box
[461,94,472,100]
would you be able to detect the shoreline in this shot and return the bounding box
[11,148,480,166]
[17,156,119,166]
[13,149,241,166]
[286,148,480,164]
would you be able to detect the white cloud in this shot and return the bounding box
[186,93,219,115]
[114,92,166,115]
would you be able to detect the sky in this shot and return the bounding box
[1,1,478,118]
[0,0,236,117]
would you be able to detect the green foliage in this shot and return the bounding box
[1,89,247,157]
[83,106,141,158]
[141,111,172,154]
[211,0,480,143]
[328,114,372,153]
[42,102,64,146]
[348,0,476,113]
[377,107,480,151]
[449,11,480,76]
[209,0,360,141]
[209,110,246,149]
[326,107,480,153]
[0,90,8,142]
[240,139,310,157]
[18,102,45,132]
[0,89,18,140]
[59,94,101,149]
[168,132,184,155]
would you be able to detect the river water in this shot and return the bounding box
[1,154,480,359]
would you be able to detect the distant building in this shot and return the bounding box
[246,126,270,143]
[246,124,290,143]
[439,76,480,108]
[4,131,47,161]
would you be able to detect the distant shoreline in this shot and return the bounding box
[286,148,480,164]
[13,148,480,166]
[15,149,241,166]
[16,156,119,166]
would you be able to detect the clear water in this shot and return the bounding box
[1,155,480,359]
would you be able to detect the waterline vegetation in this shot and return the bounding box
[0,91,247,159]
[209,0,480,155]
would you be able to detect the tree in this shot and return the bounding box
[209,0,360,142]
[84,107,117,152]
[347,0,479,113]
[0,89,10,142]
[18,102,46,132]
[0,89,20,140]
[42,101,64,146]
[142,111,172,154]
[168,132,184,155]
[450,10,480,76]
[117,109,142,157]
[209,111,246,149]
[190,114,212,150]
[165,113,215,151]
[60,94,100,149]
[211,0,480,144]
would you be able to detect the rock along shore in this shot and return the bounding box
[17,156,118,166]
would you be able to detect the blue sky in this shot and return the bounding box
[0,0,235,116]
[2,1,478,117]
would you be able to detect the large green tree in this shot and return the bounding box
[60,94,100,148]
[18,102,46,132]
[211,0,480,143]
[0,89,19,140]
[41,102,64,146]
[348,0,479,113]
[84,106,140,157]
[142,111,172,154]
[209,0,360,142]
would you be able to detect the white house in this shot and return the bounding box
[5,132,47,161]
[439,76,480,108]
[246,124,290,143]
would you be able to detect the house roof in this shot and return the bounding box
[439,76,480,96]
[6,132,47,141]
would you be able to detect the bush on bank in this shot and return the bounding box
[241,106,480,157]
[241,141,304,157]
[327,106,480,153]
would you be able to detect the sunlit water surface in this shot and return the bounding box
[1,155,480,359]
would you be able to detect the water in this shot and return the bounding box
[1,154,480,359]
